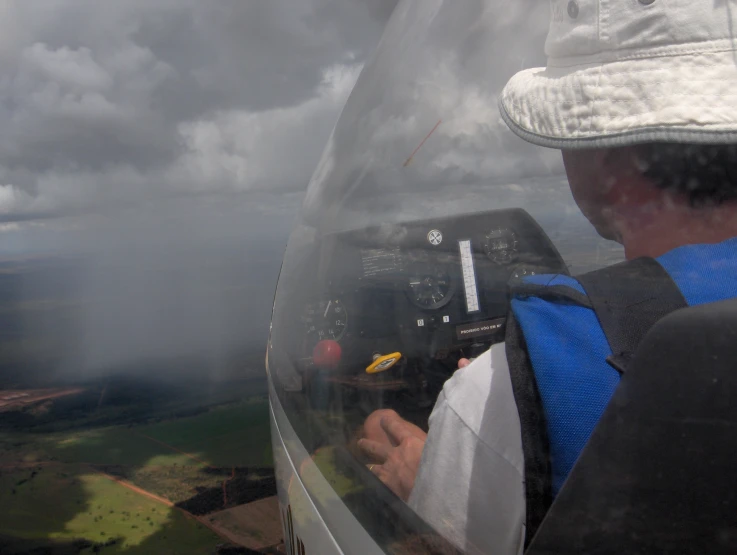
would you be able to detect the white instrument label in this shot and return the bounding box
[459,240,480,313]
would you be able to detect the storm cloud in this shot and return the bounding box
[0,0,398,219]
[0,1,400,380]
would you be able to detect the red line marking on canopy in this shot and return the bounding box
[403,119,442,167]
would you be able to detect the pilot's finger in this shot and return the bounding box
[358,438,390,462]
[370,463,392,485]
[362,409,399,444]
[371,463,407,501]
[458,358,471,369]
[381,416,415,445]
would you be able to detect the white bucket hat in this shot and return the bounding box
[499,0,737,149]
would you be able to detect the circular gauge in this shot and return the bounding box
[484,228,519,264]
[407,268,454,309]
[302,299,348,344]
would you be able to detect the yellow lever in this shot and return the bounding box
[366,352,402,374]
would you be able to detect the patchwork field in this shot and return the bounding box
[35,400,273,469]
[0,464,221,554]
[0,396,278,554]
[207,496,283,551]
[137,400,274,468]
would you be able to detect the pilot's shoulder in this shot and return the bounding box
[517,273,585,296]
[511,272,595,327]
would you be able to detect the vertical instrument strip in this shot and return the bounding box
[459,240,480,313]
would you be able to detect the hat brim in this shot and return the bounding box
[499,48,737,149]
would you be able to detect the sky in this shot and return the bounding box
[0,0,399,379]
[0,0,620,380]
[0,0,397,223]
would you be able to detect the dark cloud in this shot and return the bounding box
[0,0,396,217]
[0,1,399,376]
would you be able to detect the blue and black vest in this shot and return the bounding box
[507,237,737,542]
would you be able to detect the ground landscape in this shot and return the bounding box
[0,380,282,554]
[0,258,284,554]
[0,378,283,554]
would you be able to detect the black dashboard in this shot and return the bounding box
[279,208,568,397]
[268,209,569,552]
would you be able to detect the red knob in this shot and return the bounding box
[312,340,342,370]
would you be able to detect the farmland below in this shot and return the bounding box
[0,253,282,554]
[0,380,277,554]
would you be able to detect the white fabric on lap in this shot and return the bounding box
[409,344,526,555]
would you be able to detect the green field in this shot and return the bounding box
[32,400,273,469]
[138,400,273,468]
[0,398,275,553]
[0,465,221,554]
[38,428,198,468]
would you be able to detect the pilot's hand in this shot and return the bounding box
[458,358,472,369]
[358,411,426,502]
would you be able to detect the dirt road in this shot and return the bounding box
[88,465,174,507]
[0,388,84,412]
[89,465,246,547]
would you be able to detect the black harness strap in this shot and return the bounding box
[505,312,552,546]
[507,257,688,547]
[510,283,592,309]
[576,257,688,373]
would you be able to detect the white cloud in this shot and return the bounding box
[0,184,33,214]
[174,63,362,194]
[0,1,391,220]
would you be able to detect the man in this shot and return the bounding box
[359,0,737,553]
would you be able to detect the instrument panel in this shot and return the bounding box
[267,210,570,555]
[285,209,568,378]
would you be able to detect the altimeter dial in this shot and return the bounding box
[302,299,348,345]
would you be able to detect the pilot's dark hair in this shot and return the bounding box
[635,143,737,207]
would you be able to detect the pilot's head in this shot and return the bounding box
[498,0,737,257]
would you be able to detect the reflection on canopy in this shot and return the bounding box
[303,0,563,234]
[268,0,626,553]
